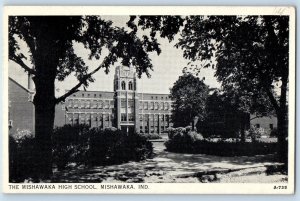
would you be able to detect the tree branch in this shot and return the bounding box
[9,54,36,75]
[55,62,104,104]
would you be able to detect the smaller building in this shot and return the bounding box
[8,77,35,134]
[250,114,277,136]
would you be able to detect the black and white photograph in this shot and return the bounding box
[3,6,295,194]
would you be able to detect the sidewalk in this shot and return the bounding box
[52,141,286,183]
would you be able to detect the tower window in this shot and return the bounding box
[121,81,126,90]
[121,99,126,108]
[128,81,133,90]
[121,113,127,121]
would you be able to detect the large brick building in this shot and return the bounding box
[60,66,173,134]
[8,65,277,136]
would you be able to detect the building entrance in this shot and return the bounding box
[121,125,135,134]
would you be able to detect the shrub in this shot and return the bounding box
[52,124,90,170]
[165,126,277,156]
[246,126,265,142]
[139,133,162,140]
[52,125,153,169]
[165,126,204,152]
[89,130,153,165]
[9,130,36,182]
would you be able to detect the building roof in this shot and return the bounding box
[9,77,33,93]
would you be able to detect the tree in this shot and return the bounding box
[177,16,289,161]
[170,72,209,128]
[132,15,289,161]
[9,16,161,179]
[198,90,252,140]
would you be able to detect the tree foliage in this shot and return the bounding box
[9,16,161,179]
[170,73,209,127]
[134,15,289,161]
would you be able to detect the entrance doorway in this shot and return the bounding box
[121,125,135,134]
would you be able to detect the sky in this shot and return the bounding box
[9,16,221,96]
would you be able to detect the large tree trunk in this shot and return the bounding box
[32,56,57,180]
[34,98,55,179]
[277,74,288,164]
[276,110,288,163]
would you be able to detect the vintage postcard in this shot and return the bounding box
[2,6,295,194]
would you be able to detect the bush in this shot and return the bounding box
[246,126,265,142]
[52,125,153,169]
[52,124,90,170]
[89,130,153,165]
[165,126,277,156]
[9,130,36,182]
[139,133,162,140]
[165,126,204,152]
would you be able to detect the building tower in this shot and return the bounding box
[114,66,139,133]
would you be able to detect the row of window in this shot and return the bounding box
[120,113,135,122]
[117,81,136,91]
[255,124,274,129]
[66,100,114,109]
[139,101,170,110]
[67,113,113,120]
[121,99,135,108]
[72,93,108,98]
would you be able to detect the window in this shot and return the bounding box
[68,100,72,107]
[164,102,169,110]
[128,81,133,90]
[82,93,84,97]
[92,101,97,108]
[128,113,134,121]
[80,101,85,108]
[121,99,126,108]
[160,103,164,110]
[270,124,274,130]
[256,124,260,128]
[9,120,13,128]
[94,94,96,98]
[110,101,114,108]
[144,102,148,110]
[139,102,143,110]
[104,100,109,109]
[150,102,154,110]
[154,102,159,110]
[121,113,127,121]
[88,94,90,97]
[128,99,134,108]
[121,81,126,90]
[73,94,76,97]
[86,101,90,108]
[98,101,103,109]
[73,100,78,108]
